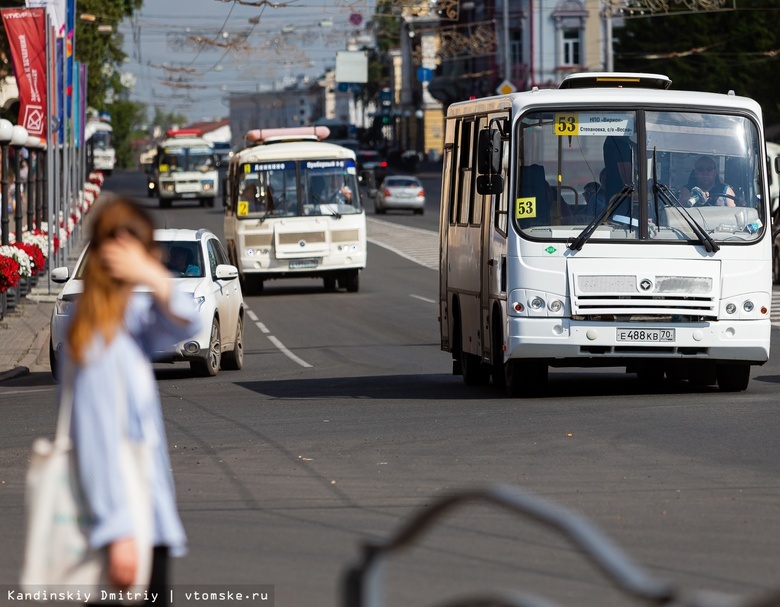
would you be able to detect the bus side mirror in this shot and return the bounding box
[477,174,504,195]
[477,129,502,175]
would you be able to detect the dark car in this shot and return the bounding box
[356,150,388,193]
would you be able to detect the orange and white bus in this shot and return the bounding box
[224,126,366,293]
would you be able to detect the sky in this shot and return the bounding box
[118,0,377,123]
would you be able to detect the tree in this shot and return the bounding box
[108,98,145,168]
[614,2,780,131]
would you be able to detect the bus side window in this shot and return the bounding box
[470,116,487,226]
[446,120,460,226]
[457,120,473,225]
[494,138,510,234]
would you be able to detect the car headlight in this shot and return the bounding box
[55,299,75,315]
[195,295,206,308]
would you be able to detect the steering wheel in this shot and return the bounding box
[699,192,739,207]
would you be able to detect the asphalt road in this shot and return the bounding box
[1,170,779,607]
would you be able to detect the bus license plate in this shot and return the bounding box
[616,328,675,342]
[289,259,318,269]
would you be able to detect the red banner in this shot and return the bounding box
[1,8,47,138]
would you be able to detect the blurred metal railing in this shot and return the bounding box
[341,484,780,607]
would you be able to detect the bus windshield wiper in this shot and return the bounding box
[653,182,720,253]
[569,184,634,251]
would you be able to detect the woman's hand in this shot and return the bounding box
[101,231,172,301]
[108,537,137,589]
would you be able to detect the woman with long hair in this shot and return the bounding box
[62,196,199,602]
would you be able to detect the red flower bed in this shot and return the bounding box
[14,242,45,276]
[0,255,20,292]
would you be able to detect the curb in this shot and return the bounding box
[0,366,30,382]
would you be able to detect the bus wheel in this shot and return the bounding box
[491,314,505,388]
[160,199,172,209]
[323,276,337,291]
[716,363,750,392]
[505,360,548,397]
[344,270,359,293]
[462,352,490,386]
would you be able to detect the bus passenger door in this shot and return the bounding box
[439,122,458,352]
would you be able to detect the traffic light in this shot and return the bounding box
[381,115,391,125]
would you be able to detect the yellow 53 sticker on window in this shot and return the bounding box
[516,197,537,219]
[237,200,249,216]
[554,113,578,136]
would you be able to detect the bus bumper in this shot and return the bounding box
[506,317,770,364]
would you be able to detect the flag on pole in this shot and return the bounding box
[1,8,48,138]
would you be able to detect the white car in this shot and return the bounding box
[50,228,245,378]
[374,176,426,215]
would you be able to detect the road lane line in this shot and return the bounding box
[267,335,313,368]
[255,322,270,334]
[410,294,436,304]
[247,310,259,322]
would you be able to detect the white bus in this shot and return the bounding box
[85,119,116,176]
[224,126,366,293]
[156,129,219,208]
[439,72,775,395]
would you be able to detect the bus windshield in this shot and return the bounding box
[515,109,765,244]
[90,131,112,150]
[160,146,215,173]
[237,159,361,218]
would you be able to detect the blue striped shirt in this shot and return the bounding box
[60,289,200,556]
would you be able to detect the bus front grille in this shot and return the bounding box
[278,231,327,245]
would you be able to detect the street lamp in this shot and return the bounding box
[0,118,13,247]
[25,135,40,234]
[11,125,28,244]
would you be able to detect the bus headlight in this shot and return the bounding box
[548,299,563,313]
[530,297,545,310]
[725,303,736,314]
[163,183,175,192]
[201,180,214,191]
[743,300,754,312]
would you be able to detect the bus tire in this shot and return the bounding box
[505,360,548,398]
[716,363,750,392]
[491,311,505,388]
[323,276,337,291]
[462,352,490,386]
[345,270,359,293]
[242,276,264,295]
[160,199,172,209]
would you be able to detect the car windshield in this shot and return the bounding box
[73,241,206,279]
[514,109,765,244]
[237,159,361,218]
[159,241,205,277]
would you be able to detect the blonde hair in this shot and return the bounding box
[67,197,156,364]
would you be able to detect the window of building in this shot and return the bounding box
[562,29,581,66]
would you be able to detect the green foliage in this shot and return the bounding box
[372,0,401,54]
[614,3,780,129]
[151,107,189,134]
[108,99,145,168]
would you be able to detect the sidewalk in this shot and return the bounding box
[0,242,85,383]
[0,282,57,381]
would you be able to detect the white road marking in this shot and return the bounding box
[410,294,435,304]
[255,322,270,334]
[247,310,259,322]
[267,335,313,368]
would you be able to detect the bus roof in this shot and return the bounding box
[445,84,762,119]
[244,126,331,144]
[559,72,672,90]
[231,139,357,165]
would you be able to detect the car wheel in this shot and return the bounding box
[414,207,424,215]
[221,315,244,371]
[49,340,59,382]
[191,318,221,377]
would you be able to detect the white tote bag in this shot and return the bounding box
[19,361,154,597]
